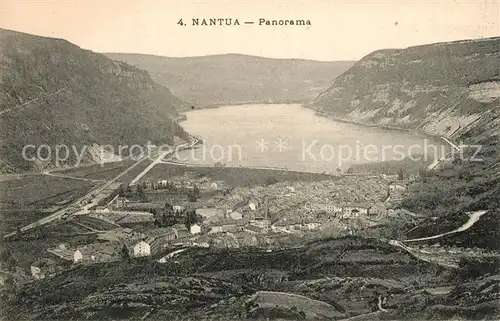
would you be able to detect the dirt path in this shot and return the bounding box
[402,210,488,243]
[389,210,489,268]
[0,86,68,116]
[44,172,108,183]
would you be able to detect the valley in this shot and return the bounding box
[0,27,498,321]
[105,53,354,108]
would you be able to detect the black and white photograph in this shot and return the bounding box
[0,1,499,320]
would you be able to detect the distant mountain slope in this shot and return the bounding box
[313,37,500,254]
[313,37,500,140]
[105,53,354,107]
[0,29,189,173]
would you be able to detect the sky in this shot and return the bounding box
[0,0,499,61]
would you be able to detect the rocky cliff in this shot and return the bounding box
[313,37,500,141]
[0,29,189,173]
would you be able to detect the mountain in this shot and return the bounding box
[105,53,354,107]
[0,29,189,173]
[313,37,500,140]
[313,37,500,258]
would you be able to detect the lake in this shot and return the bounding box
[177,104,448,173]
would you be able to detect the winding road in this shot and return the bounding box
[400,210,488,243]
[389,210,489,266]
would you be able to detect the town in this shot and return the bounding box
[7,164,412,282]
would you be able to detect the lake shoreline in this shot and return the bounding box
[177,103,449,173]
[310,109,455,151]
[184,102,452,145]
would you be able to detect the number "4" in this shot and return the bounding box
[177,19,185,26]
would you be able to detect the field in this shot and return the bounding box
[141,163,336,188]
[0,208,48,236]
[56,159,149,182]
[3,231,98,269]
[0,175,98,236]
[72,216,119,231]
[249,290,343,319]
[0,174,96,206]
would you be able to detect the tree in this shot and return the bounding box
[187,185,200,202]
[265,176,278,186]
[118,184,125,197]
[121,244,130,262]
[0,248,16,271]
[166,213,177,227]
[184,209,198,229]
[398,169,404,180]
[136,184,147,202]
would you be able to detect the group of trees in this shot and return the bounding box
[454,256,500,281]
[117,183,147,202]
[135,184,147,202]
[153,202,201,229]
[0,249,17,271]
[187,185,200,202]
[154,181,176,190]
[117,178,203,204]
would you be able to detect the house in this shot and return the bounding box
[248,198,259,211]
[244,225,263,235]
[73,242,121,264]
[138,228,178,255]
[271,219,302,233]
[210,218,237,234]
[304,220,322,230]
[157,179,168,187]
[192,241,210,248]
[369,202,387,217]
[133,241,151,257]
[172,205,184,213]
[47,243,75,261]
[115,197,129,208]
[126,202,164,211]
[389,183,406,192]
[229,211,243,220]
[172,224,190,239]
[340,204,370,218]
[190,223,201,235]
[250,209,271,230]
[196,207,224,219]
[73,250,83,263]
[95,206,110,213]
[325,203,343,214]
[250,218,271,230]
[147,228,178,241]
[110,212,155,224]
[210,223,224,234]
[30,258,58,280]
[220,218,238,231]
[210,182,218,190]
[271,222,291,233]
[97,227,146,244]
[236,218,250,228]
[0,271,10,287]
